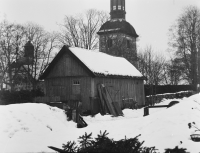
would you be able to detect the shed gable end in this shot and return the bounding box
[46,52,89,78]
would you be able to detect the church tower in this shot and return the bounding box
[97,0,138,67]
[110,0,126,20]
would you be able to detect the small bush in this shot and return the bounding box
[164,146,187,153]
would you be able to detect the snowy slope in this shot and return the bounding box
[0,94,200,152]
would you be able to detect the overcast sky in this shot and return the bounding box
[0,0,200,55]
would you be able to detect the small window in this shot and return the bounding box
[118,5,121,10]
[107,39,113,48]
[127,40,131,49]
[73,80,80,85]
[113,0,117,10]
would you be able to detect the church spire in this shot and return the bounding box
[110,0,126,20]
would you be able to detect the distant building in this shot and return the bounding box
[5,40,35,91]
[97,0,139,67]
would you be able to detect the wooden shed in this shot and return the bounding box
[39,45,145,111]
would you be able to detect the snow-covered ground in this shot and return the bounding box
[0,93,200,153]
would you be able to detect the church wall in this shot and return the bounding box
[99,33,138,67]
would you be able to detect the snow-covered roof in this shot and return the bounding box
[39,46,144,79]
[98,28,120,32]
[69,47,143,78]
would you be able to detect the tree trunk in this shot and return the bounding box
[192,47,197,91]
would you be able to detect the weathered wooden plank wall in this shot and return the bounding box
[44,76,145,110]
[93,77,145,107]
[47,54,89,78]
[82,77,91,109]
[44,77,91,110]
[43,51,92,110]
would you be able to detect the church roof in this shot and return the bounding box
[97,19,139,38]
[39,46,143,79]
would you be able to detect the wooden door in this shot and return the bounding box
[71,79,81,100]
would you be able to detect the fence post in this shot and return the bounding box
[143,107,149,116]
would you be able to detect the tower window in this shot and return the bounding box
[127,40,131,49]
[122,0,125,10]
[118,0,122,10]
[113,0,117,10]
[107,39,113,48]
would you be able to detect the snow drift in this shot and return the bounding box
[0,93,200,152]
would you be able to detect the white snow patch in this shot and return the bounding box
[0,94,200,152]
[98,28,120,32]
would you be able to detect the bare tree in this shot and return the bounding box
[138,46,166,97]
[59,9,109,50]
[23,22,59,90]
[138,46,166,94]
[0,20,26,90]
[168,6,200,90]
[0,21,59,91]
[162,58,185,85]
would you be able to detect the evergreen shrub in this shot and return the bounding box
[49,130,188,153]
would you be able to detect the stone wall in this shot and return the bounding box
[99,33,138,67]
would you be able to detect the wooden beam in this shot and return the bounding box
[148,105,169,108]
[101,84,117,116]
